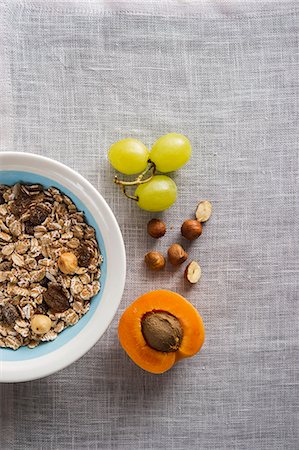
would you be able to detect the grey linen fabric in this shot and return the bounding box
[0,1,298,449]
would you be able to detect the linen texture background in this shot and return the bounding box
[0,1,298,449]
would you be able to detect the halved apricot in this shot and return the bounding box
[118,290,205,374]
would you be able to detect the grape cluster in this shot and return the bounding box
[108,133,191,211]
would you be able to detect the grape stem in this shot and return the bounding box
[121,185,138,201]
[114,161,156,187]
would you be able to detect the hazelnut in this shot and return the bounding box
[167,243,188,266]
[30,314,52,335]
[181,220,202,240]
[196,200,212,222]
[147,219,166,238]
[58,252,78,274]
[144,251,165,270]
[184,261,202,284]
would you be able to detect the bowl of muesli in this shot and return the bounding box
[0,152,126,382]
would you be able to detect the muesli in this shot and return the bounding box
[0,183,102,350]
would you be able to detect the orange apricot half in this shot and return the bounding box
[118,290,205,374]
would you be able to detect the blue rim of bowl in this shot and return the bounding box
[0,171,107,361]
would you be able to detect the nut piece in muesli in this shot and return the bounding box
[0,183,103,350]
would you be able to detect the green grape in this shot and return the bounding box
[149,133,191,173]
[108,138,149,175]
[135,175,177,211]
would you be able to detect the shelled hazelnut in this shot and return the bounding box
[58,252,78,274]
[196,201,212,223]
[30,315,52,335]
[184,261,202,284]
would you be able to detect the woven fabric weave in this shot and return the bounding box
[0,1,298,449]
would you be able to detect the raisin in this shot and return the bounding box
[24,204,50,233]
[11,184,47,218]
[0,261,12,271]
[2,303,19,325]
[43,283,70,313]
[28,204,50,226]
[40,277,49,288]
[10,197,32,217]
[0,193,4,205]
[76,244,93,268]
[10,184,35,216]
[25,223,35,235]
[35,302,49,315]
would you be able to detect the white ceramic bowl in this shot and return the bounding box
[0,152,126,382]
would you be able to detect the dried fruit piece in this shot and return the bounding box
[10,186,32,217]
[2,303,19,325]
[196,200,212,223]
[25,223,35,235]
[24,203,51,234]
[76,244,93,268]
[144,251,165,270]
[181,220,202,240]
[40,277,49,288]
[58,252,78,274]
[28,204,50,226]
[35,302,49,315]
[185,261,202,284]
[147,219,166,238]
[43,283,70,313]
[167,243,188,266]
[0,261,12,271]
